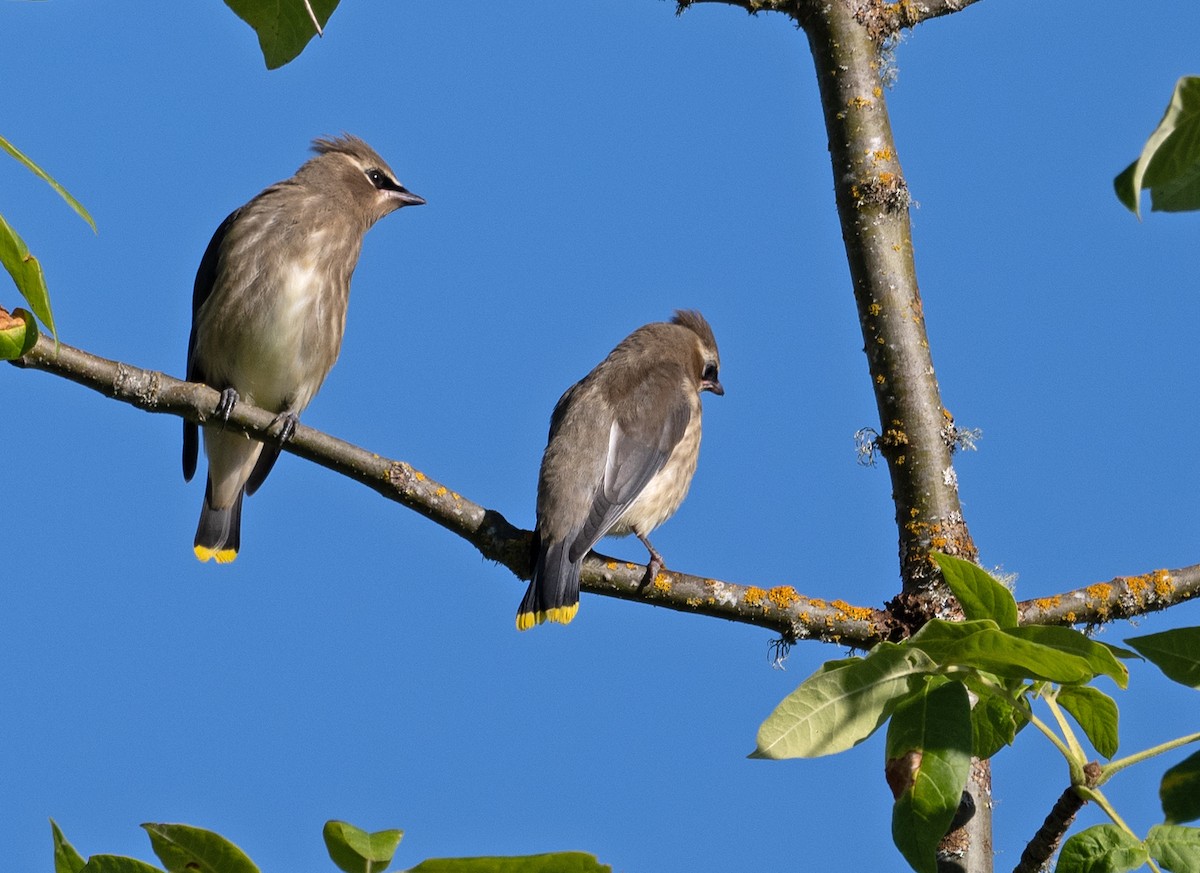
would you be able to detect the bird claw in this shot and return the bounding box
[270,412,299,444]
[215,388,240,422]
[640,557,666,588]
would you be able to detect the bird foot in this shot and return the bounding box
[214,388,240,422]
[270,411,300,444]
[637,533,666,587]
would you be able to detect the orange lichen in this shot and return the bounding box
[768,586,801,609]
[414,471,426,482]
[606,561,619,570]
[434,486,447,498]
[1034,595,1062,611]
[850,96,873,109]
[868,303,882,316]
[1086,583,1114,601]
[744,586,767,607]
[1152,569,1174,596]
[879,172,895,184]
[653,575,671,592]
[830,599,875,621]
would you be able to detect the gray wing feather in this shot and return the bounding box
[183,207,240,482]
[568,398,690,562]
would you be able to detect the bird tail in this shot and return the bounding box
[516,537,581,630]
[193,479,243,564]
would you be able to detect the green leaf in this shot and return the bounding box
[753,643,937,759]
[1127,628,1200,688]
[80,857,165,873]
[222,0,341,69]
[141,823,259,873]
[0,134,96,232]
[965,677,1029,759]
[408,854,611,873]
[1146,824,1200,872]
[932,553,1019,628]
[1162,750,1200,825]
[51,819,87,873]
[0,213,55,337]
[0,306,38,359]
[1100,642,1144,662]
[886,680,973,873]
[323,821,403,873]
[1115,76,1200,217]
[937,628,1097,685]
[1005,626,1129,689]
[906,619,1001,663]
[1056,825,1149,873]
[1057,686,1120,759]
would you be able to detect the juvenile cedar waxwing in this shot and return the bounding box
[183,134,425,563]
[517,310,723,630]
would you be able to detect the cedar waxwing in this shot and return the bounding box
[517,310,723,630]
[182,134,424,563]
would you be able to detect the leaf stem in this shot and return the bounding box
[1074,787,1162,871]
[1100,731,1200,785]
[1027,712,1074,764]
[303,0,324,36]
[1042,693,1088,773]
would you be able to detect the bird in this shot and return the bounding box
[517,310,723,630]
[182,134,425,563]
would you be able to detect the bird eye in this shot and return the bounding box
[366,168,388,189]
[702,363,719,382]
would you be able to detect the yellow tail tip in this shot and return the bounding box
[515,603,580,631]
[194,545,238,564]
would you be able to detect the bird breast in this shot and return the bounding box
[194,228,354,414]
[611,402,703,537]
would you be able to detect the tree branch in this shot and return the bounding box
[799,0,975,603]
[853,0,986,41]
[676,0,986,36]
[1012,786,1085,873]
[1017,565,1200,627]
[10,327,1199,642]
[8,327,895,644]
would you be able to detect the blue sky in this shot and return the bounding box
[3,2,1199,871]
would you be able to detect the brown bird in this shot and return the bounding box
[517,310,723,630]
[183,134,425,563]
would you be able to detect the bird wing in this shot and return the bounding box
[568,395,691,563]
[183,207,240,482]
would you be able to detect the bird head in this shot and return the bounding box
[304,134,426,227]
[672,309,724,396]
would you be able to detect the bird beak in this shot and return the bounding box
[703,379,724,396]
[391,187,426,207]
